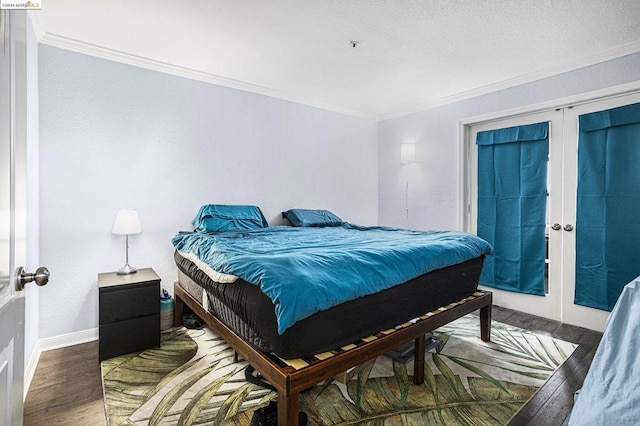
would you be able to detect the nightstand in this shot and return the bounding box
[98,268,161,361]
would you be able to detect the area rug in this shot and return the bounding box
[102,315,576,425]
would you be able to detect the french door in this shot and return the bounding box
[468,91,640,331]
[469,109,564,323]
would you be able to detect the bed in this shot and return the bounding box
[172,205,494,425]
[566,276,640,425]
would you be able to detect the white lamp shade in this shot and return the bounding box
[112,209,142,235]
[401,143,416,164]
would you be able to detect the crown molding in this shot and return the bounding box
[34,29,377,122]
[28,13,640,123]
[379,40,640,121]
[27,10,45,40]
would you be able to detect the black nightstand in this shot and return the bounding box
[98,268,161,361]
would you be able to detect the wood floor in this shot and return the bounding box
[23,305,602,426]
[24,341,107,425]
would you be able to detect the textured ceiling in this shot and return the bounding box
[33,0,640,120]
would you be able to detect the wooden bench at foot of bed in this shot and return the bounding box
[173,282,492,426]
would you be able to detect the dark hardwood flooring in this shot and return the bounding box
[23,305,602,426]
[496,308,602,426]
[24,341,106,426]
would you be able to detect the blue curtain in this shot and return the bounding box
[575,102,640,311]
[476,122,548,295]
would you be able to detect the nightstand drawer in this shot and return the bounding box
[99,282,160,324]
[99,314,160,361]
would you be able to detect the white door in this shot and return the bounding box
[0,9,25,425]
[557,91,640,331]
[469,109,564,322]
[468,91,640,332]
[1,11,48,425]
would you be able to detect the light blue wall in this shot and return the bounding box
[37,42,640,341]
[378,52,640,231]
[38,46,378,339]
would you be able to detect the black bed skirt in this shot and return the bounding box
[174,251,484,359]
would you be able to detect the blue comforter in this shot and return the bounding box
[172,224,492,334]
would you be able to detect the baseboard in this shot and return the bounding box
[23,328,98,399]
[38,327,98,352]
[24,340,41,400]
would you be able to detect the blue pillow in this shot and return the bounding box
[281,209,343,227]
[193,205,268,233]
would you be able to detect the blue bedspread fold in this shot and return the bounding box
[172,224,492,334]
[567,277,640,425]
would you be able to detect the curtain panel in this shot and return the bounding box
[575,102,640,311]
[476,122,549,295]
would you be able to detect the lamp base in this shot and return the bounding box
[116,264,137,275]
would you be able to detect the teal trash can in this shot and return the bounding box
[160,289,174,331]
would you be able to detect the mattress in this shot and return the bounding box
[172,224,492,334]
[174,250,484,359]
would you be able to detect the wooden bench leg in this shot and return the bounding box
[413,334,425,385]
[174,293,184,327]
[278,390,299,426]
[480,303,492,342]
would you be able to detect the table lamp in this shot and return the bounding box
[112,209,142,275]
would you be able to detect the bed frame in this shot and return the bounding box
[174,282,492,426]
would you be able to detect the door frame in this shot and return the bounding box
[457,81,640,332]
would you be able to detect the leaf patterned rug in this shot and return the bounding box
[102,315,576,425]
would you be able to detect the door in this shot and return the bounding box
[558,92,640,331]
[469,110,564,322]
[468,91,640,332]
[1,11,49,425]
[1,9,25,425]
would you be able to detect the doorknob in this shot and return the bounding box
[564,224,574,232]
[15,266,50,291]
[551,223,561,231]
